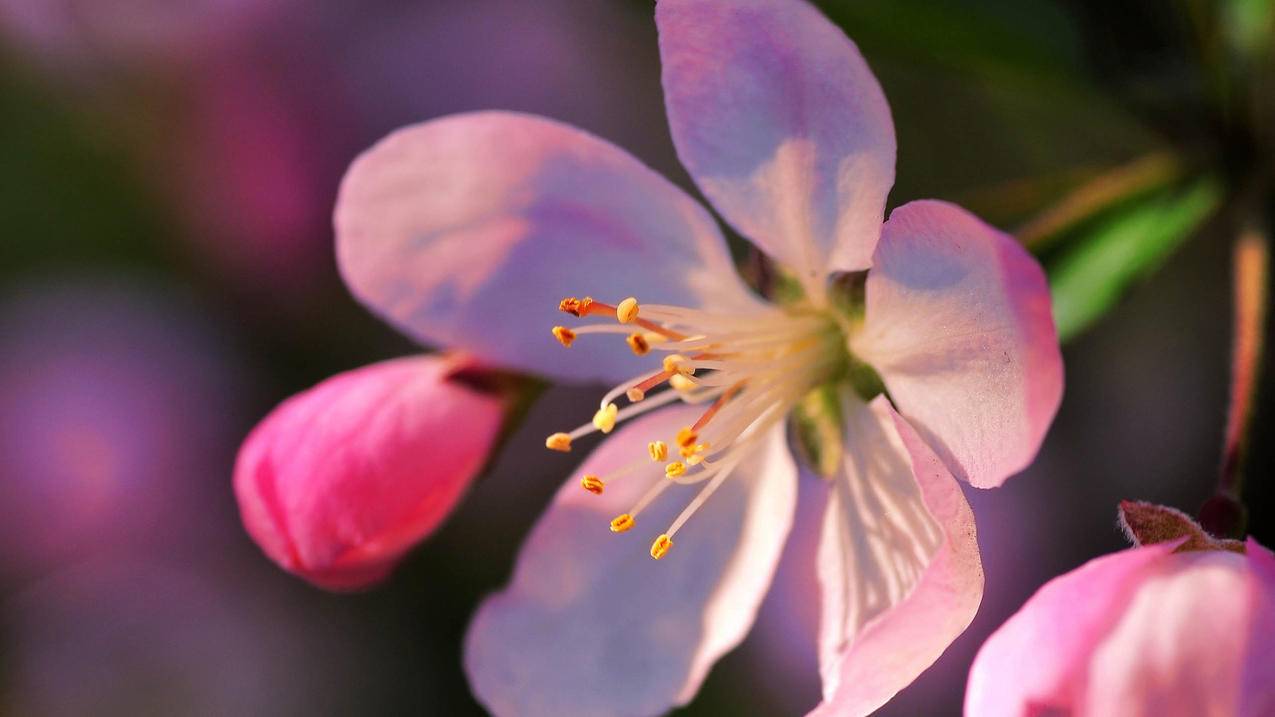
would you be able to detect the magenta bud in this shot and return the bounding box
[967,537,1275,715]
[234,355,505,591]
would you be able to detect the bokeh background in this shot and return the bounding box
[1,1,1271,715]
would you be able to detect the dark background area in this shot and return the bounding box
[1,1,1270,714]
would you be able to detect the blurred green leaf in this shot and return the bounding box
[1226,0,1275,55]
[1017,151,1186,251]
[1048,175,1224,342]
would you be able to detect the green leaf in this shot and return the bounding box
[1048,175,1224,342]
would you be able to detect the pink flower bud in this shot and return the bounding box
[967,534,1275,716]
[234,355,504,591]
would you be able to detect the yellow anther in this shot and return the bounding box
[680,442,707,458]
[580,474,604,495]
[610,513,635,533]
[626,387,646,402]
[592,403,619,434]
[545,433,572,452]
[669,374,696,392]
[665,461,687,479]
[675,426,699,448]
[626,332,650,356]
[616,297,639,324]
[551,326,576,347]
[650,534,673,559]
[663,354,694,376]
[687,453,705,466]
[558,296,594,317]
[648,440,668,462]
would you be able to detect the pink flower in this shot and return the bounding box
[0,0,288,74]
[233,355,504,591]
[966,537,1275,716]
[334,0,1062,713]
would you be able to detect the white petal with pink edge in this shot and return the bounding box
[851,200,1063,489]
[464,403,796,717]
[809,394,983,717]
[657,0,896,297]
[336,111,764,385]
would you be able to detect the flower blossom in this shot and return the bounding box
[234,355,505,591]
[333,0,1063,713]
[967,504,1275,717]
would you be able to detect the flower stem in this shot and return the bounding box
[1202,221,1269,537]
[1220,223,1268,494]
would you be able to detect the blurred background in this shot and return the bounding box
[1,0,1271,715]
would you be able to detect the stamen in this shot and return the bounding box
[551,295,842,558]
[670,374,696,392]
[691,381,746,432]
[680,442,708,460]
[616,297,640,324]
[580,474,604,495]
[575,299,686,340]
[663,354,695,376]
[551,326,576,347]
[626,332,650,356]
[592,403,618,433]
[632,369,675,395]
[545,433,572,452]
[650,534,673,560]
[666,460,740,539]
[675,426,698,448]
[558,296,594,317]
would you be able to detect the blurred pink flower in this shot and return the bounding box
[0,0,286,73]
[4,559,360,715]
[0,280,243,576]
[168,60,333,291]
[966,537,1275,716]
[234,355,505,591]
[332,0,1062,714]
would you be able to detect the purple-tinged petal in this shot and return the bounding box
[234,355,504,591]
[851,200,1063,488]
[657,0,896,292]
[464,404,796,717]
[810,395,982,716]
[335,111,764,385]
[964,543,1179,716]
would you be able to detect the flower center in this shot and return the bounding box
[545,295,849,559]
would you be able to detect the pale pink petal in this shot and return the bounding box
[810,394,982,716]
[964,544,1177,716]
[851,200,1063,488]
[335,111,764,385]
[1241,540,1275,716]
[234,355,504,591]
[1084,550,1251,716]
[657,0,896,293]
[464,404,796,717]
